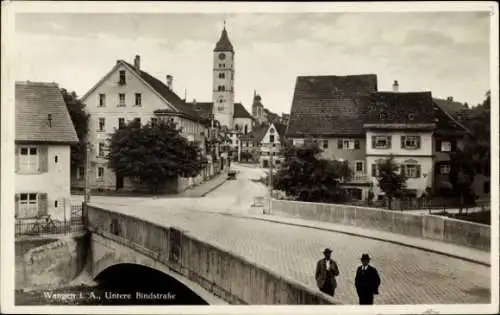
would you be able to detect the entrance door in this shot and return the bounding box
[116,175,124,190]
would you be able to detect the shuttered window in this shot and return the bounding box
[15,193,47,218]
[401,136,421,150]
[403,164,421,178]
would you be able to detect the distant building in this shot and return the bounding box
[15,81,79,221]
[258,122,287,168]
[78,55,210,193]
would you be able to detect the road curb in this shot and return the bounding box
[200,177,228,197]
[223,213,491,267]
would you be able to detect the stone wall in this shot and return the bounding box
[17,235,88,290]
[87,205,339,304]
[271,200,490,251]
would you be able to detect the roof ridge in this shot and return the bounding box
[16,81,59,87]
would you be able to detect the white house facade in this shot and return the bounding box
[15,82,79,221]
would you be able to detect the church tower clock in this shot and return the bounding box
[212,23,235,129]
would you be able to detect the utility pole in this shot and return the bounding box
[268,151,274,213]
[84,141,92,205]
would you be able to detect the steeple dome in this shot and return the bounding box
[214,23,234,52]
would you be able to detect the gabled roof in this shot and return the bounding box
[287,74,378,137]
[214,27,234,52]
[365,92,435,128]
[16,81,79,144]
[273,122,287,142]
[188,102,252,120]
[121,61,201,121]
[433,102,471,136]
[433,97,467,115]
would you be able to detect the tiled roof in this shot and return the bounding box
[123,61,202,122]
[433,103,470,136]
[273,122,287,142]
[188,102,252,120]
[365,92,435,126]
[287,74,378,137]
[16,81,79,144]
[214,27,234,52]
[234,103,252,119]
[433,97,467,115]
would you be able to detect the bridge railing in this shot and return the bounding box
[86,204,340,305]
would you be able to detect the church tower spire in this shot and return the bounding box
[212,23,235,128]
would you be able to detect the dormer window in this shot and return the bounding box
[119,70,126,85]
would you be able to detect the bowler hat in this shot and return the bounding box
[323,248,332,254]
[361,253,370,260]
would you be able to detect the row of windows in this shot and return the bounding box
[371,163,422,178]
[98,93,141,107]
[76,166,105,180]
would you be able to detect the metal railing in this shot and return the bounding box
[15,204,85,237]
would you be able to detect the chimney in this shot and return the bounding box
[447,96,454,102]
[166,75,173,90]
[134,55,141,70]
[392,80,399,92]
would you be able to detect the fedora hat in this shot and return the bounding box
[323,248,332,254]
[361,253,371,260]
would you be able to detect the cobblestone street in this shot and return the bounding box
[89,164,491,305]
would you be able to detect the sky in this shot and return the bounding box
[14,11,491,114]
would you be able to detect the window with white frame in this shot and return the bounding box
[119,70,126,84]
[337,139,360,150]
[77,167,85,180]
[17,193,38,218]
[151,118,158,128]
[402,162,421,178]
[135,93,142,106]
[98,118,105,132]
[97,167,104,180]
[440,164,451,175]
[19,147,38,172]
[371,163,380,177]
[440,141,452,152]
[355,161,364,173]
[322,139,329,149]
[372,135,391,149]
[401,136,421,149]
[99,94,106,107]
[118,118,125,129]
[269,135,275,143]
[118,93,126,106]
[98,142,105,157]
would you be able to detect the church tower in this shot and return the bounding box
[212,22,235,129]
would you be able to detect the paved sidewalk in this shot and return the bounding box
[177,172,228,198]
[230,211,491,266]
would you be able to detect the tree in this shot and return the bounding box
[272,141,351,202]
[107,119,207,193]
[60,89,89,170]
[376,155,407,210]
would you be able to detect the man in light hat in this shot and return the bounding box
[355,253,381,305]
[315,248,340,297]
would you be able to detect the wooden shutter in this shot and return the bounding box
[371,136,376,148]
[337,139,343,149]
[15,194,19,218]
[371,164,377,177]
[416,137,421,149]
[38,193,48,216]
[401,136,406,149]
[38,146,48,173]
[354,140,360,149]
[416,165,421,178]
[436,139,442,152]
[15,146,20,173]
[387,136,392,148]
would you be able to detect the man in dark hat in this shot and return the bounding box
[315,248,340,297]
[355,253,381,305]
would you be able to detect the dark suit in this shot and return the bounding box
[315,258,339,296]
[355,265,381,305]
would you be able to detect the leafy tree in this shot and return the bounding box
[60,89,89,170]
[273,142,351,202]
[107,119,206,193]
[376,155,407,210]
